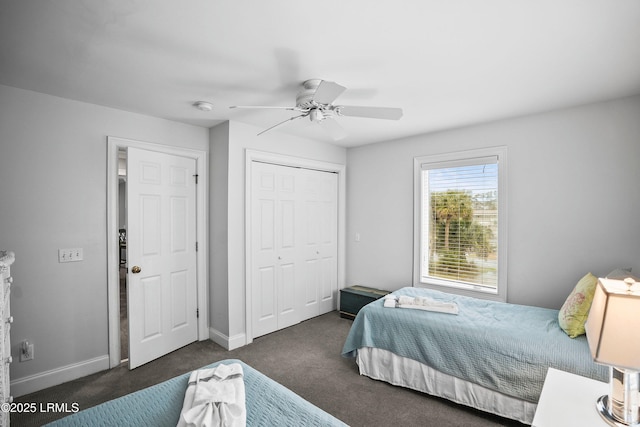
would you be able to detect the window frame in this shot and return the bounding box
[413,146,508,302]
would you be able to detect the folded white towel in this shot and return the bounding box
[397,295,415,306]
[383,297,397,308]
[177,363,246,427]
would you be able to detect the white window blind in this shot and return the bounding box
[420,155,500,292]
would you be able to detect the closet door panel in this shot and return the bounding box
[254,266,277,336]
[251,165,278,337]
[309,170,338,314]
[276,169,300,328]
[277,262,297,329]
[250,162,338,338]
[300,194,320,319]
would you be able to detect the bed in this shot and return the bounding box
[341,286,608,424]
[45,359,347,427]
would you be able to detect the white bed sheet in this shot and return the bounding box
[356,347,536,425]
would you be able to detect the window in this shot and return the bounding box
[413,147,507,301]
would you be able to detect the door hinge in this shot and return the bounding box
[196,308,199,318]
[193,173,199,184]
[195,241,198,252]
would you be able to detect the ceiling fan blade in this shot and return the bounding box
[257,114,307,136]
[312,80,346,105]
[230,105,300,111]
[336,105,403,120]
[318,118,347,141]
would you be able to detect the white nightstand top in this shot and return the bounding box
[532,367,609,427]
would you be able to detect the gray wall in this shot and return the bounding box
[209,122,231,339]
[0,84,208,390]
[346,95,640,309]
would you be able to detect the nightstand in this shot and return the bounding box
[532,368,609,426]
[339,285,389,319]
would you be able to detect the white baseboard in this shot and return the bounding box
[208,327,246,351]
[11,355,110,398]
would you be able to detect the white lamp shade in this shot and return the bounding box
[585,278,640,370]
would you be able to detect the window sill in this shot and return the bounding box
[415,279,505,302]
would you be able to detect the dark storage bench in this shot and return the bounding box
[339,285,390,319]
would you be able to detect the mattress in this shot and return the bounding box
[45,359,347,427]
[342,287,607,403]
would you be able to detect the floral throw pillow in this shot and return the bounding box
[558,272,598,338]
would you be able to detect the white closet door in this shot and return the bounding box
[251,162,300,337]
[250,161,338,338]
[300,168,339,320]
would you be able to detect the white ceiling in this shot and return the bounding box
[1,0,639,147]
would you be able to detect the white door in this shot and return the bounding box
[250,162,338,338]
[127,147,198,369]
[251,162,299,337]
[300,169,338,319]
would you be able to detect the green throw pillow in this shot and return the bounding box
[558,272,598,338]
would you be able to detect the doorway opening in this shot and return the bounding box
[118,148,129,363]
[107,136,209,370]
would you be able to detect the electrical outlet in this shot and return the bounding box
[58,248,83,263]
[20,340,34,362]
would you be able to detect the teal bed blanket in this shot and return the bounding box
[341,287,607,403]
[46,359,347,427]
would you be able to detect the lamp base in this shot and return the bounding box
[597,395,640,427]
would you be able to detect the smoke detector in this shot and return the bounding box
[193,101,213,112]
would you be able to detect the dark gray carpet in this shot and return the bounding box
[12,311,526,426]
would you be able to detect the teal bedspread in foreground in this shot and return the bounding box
[46,359,347,427]
[342,287,607,403]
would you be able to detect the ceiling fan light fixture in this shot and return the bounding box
[310,109,324,122]
[193,101,213,112]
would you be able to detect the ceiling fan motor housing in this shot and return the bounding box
[296,79,323,109]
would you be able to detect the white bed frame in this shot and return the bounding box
[356,347,537,424]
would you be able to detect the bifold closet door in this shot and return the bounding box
[299,168,339,321]
[250,161,338,338]
[251,162,299,338]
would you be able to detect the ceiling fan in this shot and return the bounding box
[230,79,403,140]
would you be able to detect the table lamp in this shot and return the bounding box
[585,277,640,426]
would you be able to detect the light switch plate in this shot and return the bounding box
[58,248,83,263]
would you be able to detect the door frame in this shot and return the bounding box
[244,149,346,344]
[107,136,209,369]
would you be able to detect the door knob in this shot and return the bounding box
[131,266,142,274]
